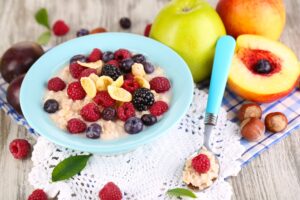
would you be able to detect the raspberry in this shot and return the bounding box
[144,24,152,37]
[78,68,97,79]
[191,154,211,173]
[124,73,134,80]
[80,103,101,122]
[122,79,139,93]
[67,118,87,133]
[93,91,116,107]
[28,189,48,200]
[149,101,169,116]
[132,88,154,111]
[117,102,135,121]
[106,60,119,67]
[69,62,86,78]
[150,77,171,93]
[88,48,103,62]
[114,49,131,62]
[99,182,122,200]
[67,81,86,100]
[101,65,122,80]
[52,20,69,36]
[47,77,66,91]
[9,139,31,159]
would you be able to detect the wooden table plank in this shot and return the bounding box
[0,0,299,199]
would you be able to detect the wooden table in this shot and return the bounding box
[0,0,299,199]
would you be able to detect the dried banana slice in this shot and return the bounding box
[96,76,113,91]
[80,77,97,98]
[107,85,132,102]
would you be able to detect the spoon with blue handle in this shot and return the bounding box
[204,35,236,151]
[185,35,236,191]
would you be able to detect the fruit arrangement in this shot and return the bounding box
[43,48,171,139]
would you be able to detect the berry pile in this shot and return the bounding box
[44,48,171,138]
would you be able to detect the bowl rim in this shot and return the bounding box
[20,32,194,154]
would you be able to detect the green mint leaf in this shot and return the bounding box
[37,31,51,45]
[167,188,197,198]
[52,154,92,182]
[35,8,50,29]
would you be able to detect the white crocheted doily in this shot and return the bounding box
[28,88,245,200]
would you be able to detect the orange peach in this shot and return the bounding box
[228,35,300,103]
[216,0,286,40]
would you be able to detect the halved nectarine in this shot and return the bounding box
[228,35,300,103]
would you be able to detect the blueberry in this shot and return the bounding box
[102,51,114,62]
[120,58,134,73]
[141,114,157,126]
[76,29,89,37]
[132,54,146,63]
[142,62,154,74]
[124,117,143,134]
[86,123,102,139]
[102,107,116,121]
[254,59,273,74]
[119,17,131,29]
[43,99,59,113]
[70,54,87,64]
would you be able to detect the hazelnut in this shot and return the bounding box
[238,103,262,121]
[265,112,288,133]
[240,118,265,142]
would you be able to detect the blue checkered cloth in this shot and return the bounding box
[1,76,300,166]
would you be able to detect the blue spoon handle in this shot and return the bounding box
[205,36,236,124]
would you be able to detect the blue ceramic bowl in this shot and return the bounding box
[20,33,193,154]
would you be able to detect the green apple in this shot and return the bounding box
[150,0,226,82]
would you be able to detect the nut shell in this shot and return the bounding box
[238,103,262,121]
[265,112,288,133]
[240,118,265,142]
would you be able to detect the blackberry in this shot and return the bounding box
[132,88,154,111]
[101,64,122,80]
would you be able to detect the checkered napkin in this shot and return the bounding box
[1,76,300,166]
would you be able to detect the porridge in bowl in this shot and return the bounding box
[43,48,172,140]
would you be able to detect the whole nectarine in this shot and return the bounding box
[216,0,286,40]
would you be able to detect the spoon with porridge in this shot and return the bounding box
[183,36,236,191]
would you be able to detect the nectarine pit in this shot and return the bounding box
[238,49,282,76]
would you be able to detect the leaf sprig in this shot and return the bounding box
[35,8,51,45]
[167,188,197,198]
[52,154,92,182]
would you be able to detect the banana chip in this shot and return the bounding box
[77,60,103,69]
[80,77,97,98]
[132,63,146,77]
[134,76,150,89]
[108,85,132,102]
[111,75,124,87]
[96,76,113,91]
[88,73,99,83]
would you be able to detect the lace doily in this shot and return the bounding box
[29,88,245,200]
